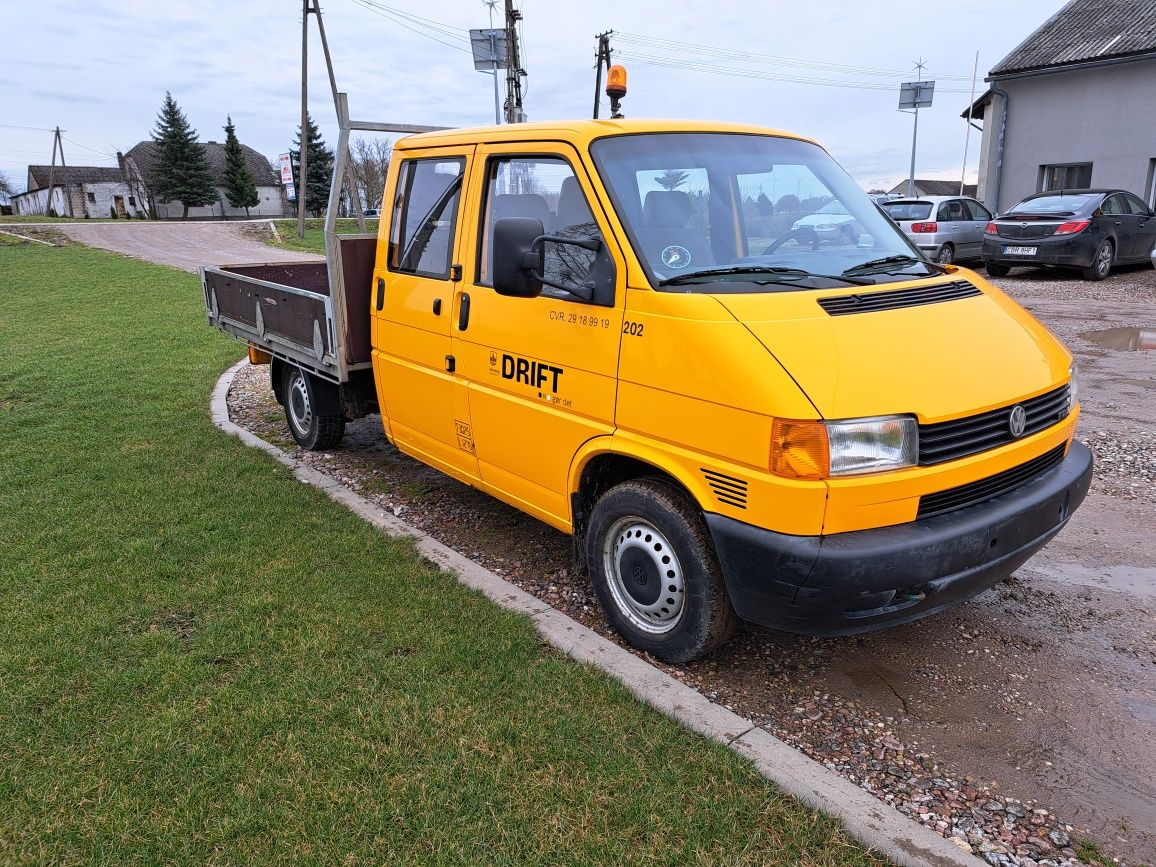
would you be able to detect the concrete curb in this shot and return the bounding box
[211,360,978,867]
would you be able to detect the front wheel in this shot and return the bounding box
[282,365,345,450]
[1082,240,1114,281]
[586,478,736,663]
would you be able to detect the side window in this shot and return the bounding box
[478,156,601,301]
[1123,192,1150,215]
[964,199,992,222]
[1100,194,1125,216]
[936,201,952,221]
[387,157,465,279]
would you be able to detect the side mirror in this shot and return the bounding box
[493,217,544,298]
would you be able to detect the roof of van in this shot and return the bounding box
[393,118,816,149]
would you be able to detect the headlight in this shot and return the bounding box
[1068,362,1079,413]
[815,223,834,231]
[771,416,918,479]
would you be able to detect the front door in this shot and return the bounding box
[963,198,992,258]
[371,146,479,484]
[454,144,627,530]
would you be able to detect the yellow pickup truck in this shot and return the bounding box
[204,117,1091,663]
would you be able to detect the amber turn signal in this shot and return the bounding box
[770,419,829,480]
[606,64,628,98]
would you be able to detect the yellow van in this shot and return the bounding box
[205,119,1091,663]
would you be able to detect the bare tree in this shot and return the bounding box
[349,137,391,211]
[0,169,15,197]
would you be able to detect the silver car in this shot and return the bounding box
[881,195,994,264]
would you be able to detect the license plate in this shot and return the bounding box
[1003,245,1037,256]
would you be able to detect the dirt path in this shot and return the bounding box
[52,221,321,272]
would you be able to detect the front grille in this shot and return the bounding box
[919,384,1070,465]
[996,222,1058,240]
[917,444,1066,520]
[701,469,748,509]
[817,280,981,316]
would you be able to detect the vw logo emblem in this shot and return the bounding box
[1008,404,1027,438]
[660,245,692,269]
[632,564,647,584]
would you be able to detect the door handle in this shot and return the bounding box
[375,277,385,311]
[458,292,471,331]
[432,298,442,316]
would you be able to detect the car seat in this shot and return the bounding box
[636,190,714,271]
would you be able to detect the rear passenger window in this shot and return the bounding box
[963,199,992,222]
[388,158,465,279]
[478,156,600,299]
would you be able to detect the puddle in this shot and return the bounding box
[1080,327,1156,351]
[1125,696,1156,725]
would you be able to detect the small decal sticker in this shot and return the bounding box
[660,245,692,269]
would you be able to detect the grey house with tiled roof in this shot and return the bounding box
[11,165,139,217]
[886,179,978,198]
[122,140,285,219]
[964,0,1156,213]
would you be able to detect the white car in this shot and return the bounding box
[791,200,858,244]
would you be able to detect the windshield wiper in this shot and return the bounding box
[842,254,945,276]
[659,266,872,287]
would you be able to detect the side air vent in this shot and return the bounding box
[817,280,982,316]
[702,469,748,509]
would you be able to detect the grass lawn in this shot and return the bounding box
[265,217,379,254]
[0,239,883,865]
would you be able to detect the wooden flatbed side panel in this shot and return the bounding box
[338,236,377,365]
[205,268,333,358]
[222,262,331,295]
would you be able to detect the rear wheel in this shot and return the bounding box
[1082,240,1114,281]
[282,365,344,450]
[586,478,736,663]
[984,262,1011,277]
[935,243,955,264]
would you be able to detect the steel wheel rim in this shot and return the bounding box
[602,517,686,634]
[288,373,312,437]
[1097,243,1112,276]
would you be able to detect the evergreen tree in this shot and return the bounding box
[222,116,260,217]
[289,113,334,217]
[150,92,216,219]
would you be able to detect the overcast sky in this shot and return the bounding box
[1,0,1065,193]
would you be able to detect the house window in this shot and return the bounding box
[87,192,96,203]
[1039,163,1092,191]
[128,196,136,206]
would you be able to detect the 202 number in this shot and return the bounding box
[622,321,645,336]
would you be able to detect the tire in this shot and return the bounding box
[1081,240,1114,281]
[282,365,345,450]
[935,243,955,264]
[984,262,1011,277]
[586,478,736,663]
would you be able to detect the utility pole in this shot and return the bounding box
[43,127,73,217]
[487,0,501,124]
[907,58,926,199]
[960,50,979,196]
[298,0,310,239]
[503,0,524,123]
[592,31,612,119]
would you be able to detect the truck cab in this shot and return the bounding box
[206,119,1092,663]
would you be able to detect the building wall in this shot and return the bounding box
[152,185,286,219]
[986,59,1156,212]
[78,182,143,218]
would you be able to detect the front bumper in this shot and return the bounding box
[706,441,1093,635]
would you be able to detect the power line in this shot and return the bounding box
[617,50,974,93]
[345,0,473,53]
[616,31,974,81]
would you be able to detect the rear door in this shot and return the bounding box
[962,198,992,258]
[1124,192,1156,260]
[371,146,480,484]
[1100,193,1137,257]
[454,143,627,530]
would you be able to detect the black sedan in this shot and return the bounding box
[982,189,1156,280]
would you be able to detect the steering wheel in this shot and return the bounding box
[762,227,820,255]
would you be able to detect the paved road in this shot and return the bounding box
[53,221,322,272]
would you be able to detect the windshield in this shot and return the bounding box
[1011,193,1099,215]
[882,201,933,221]
[590,133,929,290]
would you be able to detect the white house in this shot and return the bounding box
[11,165,141,217]
[121,140,286,219]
